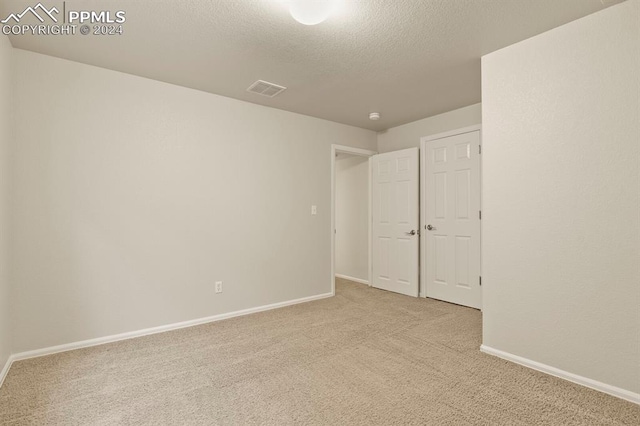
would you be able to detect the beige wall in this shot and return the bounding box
[335,154,369,282]
[0,35,12,371]
[377,103,481,153]
[10,49,377,353]
[482,0,639,395]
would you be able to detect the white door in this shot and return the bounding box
[372,148,419,297]
[422,130,481,309]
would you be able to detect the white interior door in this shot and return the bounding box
[422,130,481,309]
[372,148,419,297]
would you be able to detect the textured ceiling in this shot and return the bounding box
[1,0,623,131]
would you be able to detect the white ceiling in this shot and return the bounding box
[1,0,622,131]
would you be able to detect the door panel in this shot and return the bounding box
[372,148,419,297]
[422,131,481,309]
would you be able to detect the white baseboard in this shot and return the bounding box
[335,274,369,286]
[480,345,640,405]
[2,292,333,383]
[0,354,15,388]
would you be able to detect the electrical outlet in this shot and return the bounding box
[311,205,317,215]
[215,281,223,294]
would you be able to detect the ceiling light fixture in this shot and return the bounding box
[369,112,380,121]
[289,0,337,25]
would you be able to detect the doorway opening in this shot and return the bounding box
[330,145,377,295]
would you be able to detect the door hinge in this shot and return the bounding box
[479,276,482,286]
[479,210,482,220]
[479,145,482,154]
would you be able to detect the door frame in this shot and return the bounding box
[331,144,378,295]
[419,125,482,299]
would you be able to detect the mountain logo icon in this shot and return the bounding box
[1,3,59,24]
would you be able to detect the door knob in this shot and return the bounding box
[406,230,417,236]
[426,224,435,231]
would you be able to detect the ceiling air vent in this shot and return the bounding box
[247,80,287,98]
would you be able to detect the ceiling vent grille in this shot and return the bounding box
[247,80,287,98]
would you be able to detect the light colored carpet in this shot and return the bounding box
[1,278,638,425]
